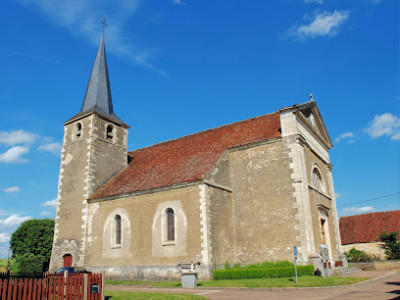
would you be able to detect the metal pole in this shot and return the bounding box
[6,247,11,274]
[294,259,298,284]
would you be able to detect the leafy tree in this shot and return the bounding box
[10,219,55,271]
[379,231,400,260]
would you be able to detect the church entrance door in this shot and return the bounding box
[63,254,72,267]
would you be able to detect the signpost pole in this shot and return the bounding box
[293,246,298,284]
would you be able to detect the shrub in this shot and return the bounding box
[344,248,373,262]
[379,231,400,260]
[213,265,314,280]
[224,260,294,270]
[13,254,45,275]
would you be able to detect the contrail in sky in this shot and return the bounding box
[0,48,60,64]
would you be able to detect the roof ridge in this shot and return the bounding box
[340,209,400,219]
[129,111,279,154]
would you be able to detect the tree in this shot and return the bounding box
[379,231,400,260]
[10,219,55,272]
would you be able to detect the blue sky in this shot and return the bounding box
[0,0,398,258]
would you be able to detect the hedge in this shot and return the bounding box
[213,265,314,280]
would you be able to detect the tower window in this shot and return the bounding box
[76,122,82,138]
[106,125,114,141]
[166,208,175,242]
[115,215,121,245]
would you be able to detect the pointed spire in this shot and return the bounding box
[65,35,128,127]
[81,34,113,115]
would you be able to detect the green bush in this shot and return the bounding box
[13,254,45,275]
[223,260,294,270]
[379,231,400,260]
[213,265,314,280]
[344,248,373,262]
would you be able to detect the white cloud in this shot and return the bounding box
[366,113,400,141]
[0,233,10,243]
[2,187,20,193]
[335,193,344,199]
[0,146,29,163]
[335,132,355,143]
[290,10,350,40]
[0,130,37,146]
[0,214,32,226]
[343,206,375,214]
[304,0,323,3]
[173,0,186,5]
[13,0,166,76]
[40,211,51,216]
[41,198,58,208]
[37,143,62,155]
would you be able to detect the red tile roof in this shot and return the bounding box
[90,112,281,199]
[339,210,400,245]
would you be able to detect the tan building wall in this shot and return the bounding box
[86,185,205,280]
[342,243,386,260]
[227,139,299,264]
[304,146,340,260]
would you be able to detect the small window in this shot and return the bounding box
[76,122,82,138]
[106,125,113,141]
[115,215,121,245]
[303,109,315,126]
[166,208,175,242]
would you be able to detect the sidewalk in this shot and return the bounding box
[106,270,399,299]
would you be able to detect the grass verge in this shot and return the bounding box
[105,290,206,299]
[106,276,369,288]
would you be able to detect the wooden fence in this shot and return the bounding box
[0,273,103,299]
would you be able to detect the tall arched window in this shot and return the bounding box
[166,208,175,241]
[106,125,114,141]
[115,215,121,245]
[76,122,82,138]
[312,167,324,191]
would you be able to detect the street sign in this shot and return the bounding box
[293,246,298,257]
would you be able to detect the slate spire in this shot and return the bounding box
[65,34,127,127]
[81,34,113,115]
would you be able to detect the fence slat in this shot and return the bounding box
[7,278,12,300]
[27,279,33,300]
[22,278,28,300]
[11,279,18,300]
[32,279,37,300]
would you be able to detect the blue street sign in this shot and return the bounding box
[293,246,298,256]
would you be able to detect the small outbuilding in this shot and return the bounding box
[340,210,400,259]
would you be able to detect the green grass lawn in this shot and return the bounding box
[105,290,206,299]
[106,275,369,288]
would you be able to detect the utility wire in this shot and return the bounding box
[337,192,400,208]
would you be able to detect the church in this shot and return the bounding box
[49,35,346,280]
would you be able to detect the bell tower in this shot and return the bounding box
[50,35,129,271]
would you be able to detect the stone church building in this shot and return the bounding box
[50,35,345,279]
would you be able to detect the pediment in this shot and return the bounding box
[296,102,333,148]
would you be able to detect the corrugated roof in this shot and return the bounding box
[90,111,281,199]
[339,210,400,245]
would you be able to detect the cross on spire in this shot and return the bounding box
[100,16,108,36]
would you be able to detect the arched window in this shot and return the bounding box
[115,215,121,245]
[76,122,82,138]
[106,125,114,141]
[166,208,175,241]
[312,167,324,191]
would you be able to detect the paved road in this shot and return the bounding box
[106,271,400,299]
